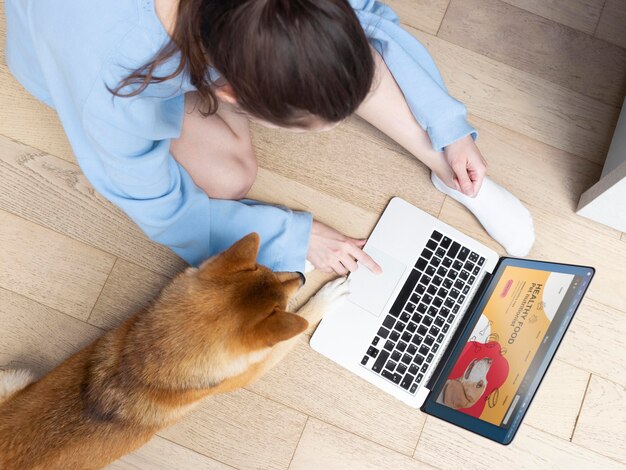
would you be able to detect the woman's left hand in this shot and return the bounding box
[443,135,488,197]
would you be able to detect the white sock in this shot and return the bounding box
[431,173,535,257]
[304,260,316,273]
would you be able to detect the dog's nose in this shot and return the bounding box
[296,271,306,286]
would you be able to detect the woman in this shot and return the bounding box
[5,0,534,275]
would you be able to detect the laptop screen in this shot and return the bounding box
[422,258,594,444]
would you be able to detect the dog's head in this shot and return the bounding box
[125,233,307,390]
[460,357,493,403]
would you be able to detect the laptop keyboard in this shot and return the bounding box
[360,230,485,394]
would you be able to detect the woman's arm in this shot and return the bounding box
[350,0,486,196]
[357,50,487,195]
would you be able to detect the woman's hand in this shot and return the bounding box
[443,135,488,197]
[307,220,382,276]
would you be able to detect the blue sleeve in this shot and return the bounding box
[81,92,312,272]
[350,0,477,151]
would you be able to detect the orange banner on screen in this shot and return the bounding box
[436,266,574,425]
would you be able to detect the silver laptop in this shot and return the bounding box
[311,197,595,444]
[311,197,499,407]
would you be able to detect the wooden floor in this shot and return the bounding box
[1,0,626,468]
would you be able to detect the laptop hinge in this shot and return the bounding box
[425,271,493,391]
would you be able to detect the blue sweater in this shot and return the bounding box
[5,0,476,271]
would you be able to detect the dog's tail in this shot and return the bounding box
[0,369,35,406]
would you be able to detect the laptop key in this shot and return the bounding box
[397,341,408,352]
[397,362,407,374]
[432,297,443,308]
[371,350,389,372]
[390,330,400,342]
[478,256,485,266]
[421,363,429,373]
[458,247,469,261]
[437,333,445,343]
[427,353,434,362]
[440,307,450,318]
[426,239,437,251]
[423,315,433,327]
[409,364,419,375]
[417,325,428,336]
[372,337,380,346]
[425,265,436,276]
[430,326,440,337]
[416,284,426,294]
[434,316,444,327]
[431,256,441,268]
[411,313,423,324]
[454,279,464,290]
[422,248,433,260]
[459,270,469,281]
[391,351,401,362]
[378,327,390,339]
[459,295,466,304]
[427,285,438,296]
[410,382,419,394]
[436,247,446,258]
[453,260,463,271]
[448,241,460,258]
[408,344,418,355]
[415,354,425,365]
[361,356,369,365]
[402,331,412,343]
[425,335,435,346]
[381,369,402,384]
[406,322,417,333]
[446,269,458,279]
[419,345,429,356]
[383,315,395,329]
[384,340,394,351]
[469,252,479,262]
[432,275,443,287]
[400,312,411,323]
[452,304,460,314]
[432,343,440,353]
[450,288,460,299]
[411,335,422,345]
[401,374,415,390]
[416,373,424,383]
[469,275,476,284]
[393,321,405,332]
[441,236,451,248]
[417,303,427,314]
[443,278,453,288]
[432,231,443,241]
[423,293,433,304]
[464,261,474,272]
[442,324,450,333]
[405,302,416,314]
[410,293,421,304]
[463,285,470,294]
[402,353,412,365]
[473,266,481,275]
[367,347,379,358]
[442,257,452,268]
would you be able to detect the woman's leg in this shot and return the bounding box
[170,92,257,200]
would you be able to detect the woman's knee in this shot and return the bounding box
[225,150,257,199]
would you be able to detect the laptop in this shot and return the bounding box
[310,197,594,444]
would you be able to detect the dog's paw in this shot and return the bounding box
[312,276,351,309]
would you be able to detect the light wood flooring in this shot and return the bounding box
[1,0,626,468]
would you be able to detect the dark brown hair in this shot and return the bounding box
[112,0,375,126]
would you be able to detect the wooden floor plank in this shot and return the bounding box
[439,0,626,107]
[0,135,186,278]
[159,389,307,470]
[108,436,232,470]
[289,418,435,470]
[595,0,626,49]
[248,337,427,456]
[410,27,620,165]
[0,210,115,321]
[414,417,624,469]
[572,375,626,464]
[0,288,102,376]
[500,0,604,35]
[523,362,590,440]
[252,118,445,218]
[88,259,171,330]
[384,0,450,35]
[559,298,626,387]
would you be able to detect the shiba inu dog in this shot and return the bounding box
[0,233,348,469]
[441,357,493,409]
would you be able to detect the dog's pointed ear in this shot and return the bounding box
[208,233,260,273]
[252,310,309,348]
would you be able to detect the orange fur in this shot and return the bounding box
[0,233,329,469]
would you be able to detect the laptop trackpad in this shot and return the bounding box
[348,246,407,317]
